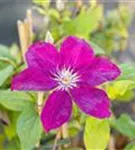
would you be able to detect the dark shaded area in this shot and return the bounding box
[113,99,135,120]
[0,0,32,45]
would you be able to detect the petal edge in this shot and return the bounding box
[60,36,94,69]
[70,86,111,119]
[80,56,121,86]
[41,90,72,132]
[11,67,57,91]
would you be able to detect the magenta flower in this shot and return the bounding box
[11,36,121,132]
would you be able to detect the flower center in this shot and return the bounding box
[53,67,80,91]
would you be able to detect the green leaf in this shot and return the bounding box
[74,5,103,38]
[9,44,22,65]
[5,138,21,150]
[0,65,14,86]
[0,44,14,60]
[17,104,42,149]
[106,80,135,100]
[61,20,76,36]
[69,120,81,137]
[0,90,34,111]
[48,8,60,19]
[125,143,135,150]
[0,45,17,68]
[106,63,135,101]
[90,41,105,55]
[4,112,19,140]
[118,64,135,81]
[114,90,134,102]
[0,134,6,149]
[62,5,103,38]
[33,0,50,8]
[0,61,8,70]
[112,114,135,139]
[84,117,110,150]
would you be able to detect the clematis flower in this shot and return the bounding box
[11,36,121,132]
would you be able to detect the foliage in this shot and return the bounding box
[105,63,135,101]
[84,117,110,150]
[0,0,134,149]
[17,104,42,149]
[125,143,135,150]
[0,90,34,111]
[33,1,132,54]
[111,114,135,139]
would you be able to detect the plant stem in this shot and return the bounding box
[17,9,33,62]
[17,20,27,62]
[108,135,115,150]
[37,92,44,115]
[26,9,33,45]
[53,128,62,150]
[62,123,68,139]
[62,123,69,148]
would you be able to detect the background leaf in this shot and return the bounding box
[62,5,103,38]
[17,104,42,149]
[33,0,50,8]
[0,65,14,87]
[90,41,105,55]
[84,117,110,150]
[124,142,135,150]
[0,45,14,61]
[74,5,103,38]
[111,114,135,139]
[4,112,19,140]
[0,90,34,111]
[106,80,135,100]
[118,64,135,81]
[105,63,135,101]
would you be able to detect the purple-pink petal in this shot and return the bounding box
[26,41,59,74]
[70,86,111,119]
[60,36,94,69]
[41,90,72,132]
[79,56,121,86]
[11,68,57,91]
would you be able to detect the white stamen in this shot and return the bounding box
[53,67,80,91]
